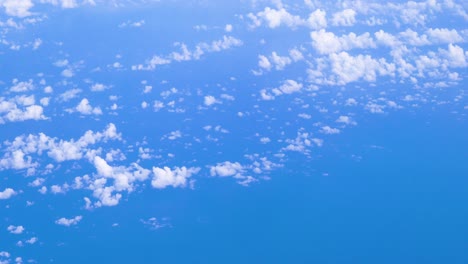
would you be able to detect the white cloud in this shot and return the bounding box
[53,59,69,67]
[94,156,113,177]
[320,126,341,134]
[90,83,108,92]
[209,161,258,186]
[61,68,74,78]
[210,161,244,177]
[10,79,34,92]
[289,48,304,61]
[327,52,395,85]
[55,215,82,226]
[166,130,181,140]
[2,0,33,17]
[0,188,16,200]
[282,131,322,154]
[204,95,219,106]
[119,19,145,28]
[255,7,303,28]
[258,55,272,71]
[0,123,121,171]
[336,115,357,126]
[276,79,302,94]
[332,9,357,26]
[4,105,46,122]
[426,28,463,44]
[269,52,292,70]
[151,166,200,189]
[442,44,467,67]
[307,9,327,29]
[133,36,242,71]
[141,217,171,230]
[59,88,81,101]
[25,237,38,244]
[259,79,303,100]
[75,98,102,115]
[7,225,24,234]
[310,29,376,55]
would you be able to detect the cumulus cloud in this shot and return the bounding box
[55,215,82,226]
[152,166,200,189]
[210,161,257,186]
[204,95,219,106]
[74,98,102,115]
[336,115,357,126]
[248,7,327,30]
[310,29,376,54]
[210,161,243,177]
[0,123,121,172]
[307,9,327,29]
[282,131,323,154]
[2,0,34,17]
[133,35,243,71]
[7,225,24,234]
[332,9,356,26]
[9,79,34,92]
[0,95,47,124]
[320,126,341,134]
[90,83,109,92]
[0,188,16,199]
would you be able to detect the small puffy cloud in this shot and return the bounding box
[10,79,34,92]
[307,9,327,29]
[7,225,24,234]
[310,30,376,55]
[426,28,463,44]
[442,44,467,67]
[0,123,121,171]
[225,24,233,32]
[25,237,38,244]
[90,83,109,92]
[59,88,81,101]
[254,7,303,29]
[209,161,257,186]
[320,126,341,134]
[258,55,272,71]
[55,215,82,226]
[336,115,357,126]
[282,131,322,154]
[328,52,395,85]
[204,95,219,106]
[259,79,303,100]
[119,20,145,28]
[276,79,302,94]
[53,59,69,67]
[133,36,242,71]
[210,161,243,177]
[4,105,46,122]
[289,48,304,62]
[269,52,292,70]
[75,98,102,115]
[94,156,113,177]
[141,217,171,230]
[151,166,200,189]
[61,68,74,78]
[332,9,357,26]
[2,0,34,17]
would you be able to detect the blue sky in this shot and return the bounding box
[0,0,467,263]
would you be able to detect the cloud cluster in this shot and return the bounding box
[132,35,243,70]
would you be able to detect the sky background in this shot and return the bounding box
[0,0,467,263]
